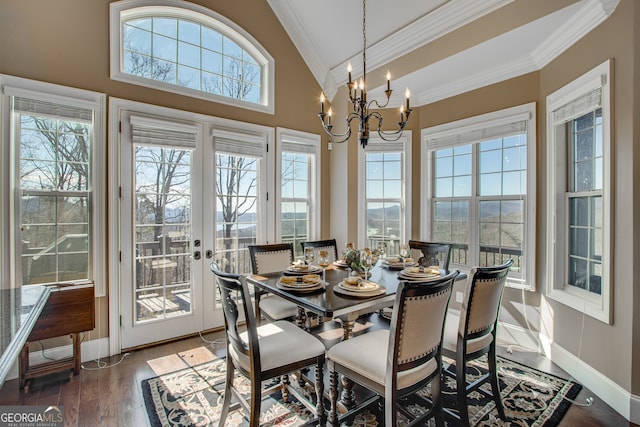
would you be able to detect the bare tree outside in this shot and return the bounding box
[19,115,91,285]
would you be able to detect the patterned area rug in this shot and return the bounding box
[141,355,581,426]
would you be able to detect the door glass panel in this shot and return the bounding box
[134,146,192,323]
[215,153,258,274]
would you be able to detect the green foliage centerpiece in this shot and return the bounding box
[343,243,380,277]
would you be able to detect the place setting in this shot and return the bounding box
[334,275,386,297]
[397,265,441,281]
[381,244,417,270]
[277,274,326,293]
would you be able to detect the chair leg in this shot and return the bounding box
[432,368,445,427]
[488,344,506,420]
[328,369,340,426]
[315,358,326,425]
[249,373,262,427]
[281,373,290,403]
[218,357,234,427]
[456,355,471,427]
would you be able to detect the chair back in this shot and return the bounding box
[459,259,513,341]
[408,240,452,270]
[248,243,294,274]
[300,239,339,262]
[387,271,458,392]
[210,261,260,376]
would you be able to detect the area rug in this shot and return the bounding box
[141,355,581,426]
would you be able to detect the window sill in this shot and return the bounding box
[546,286,611,324]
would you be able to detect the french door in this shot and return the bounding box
[114,104,272,349]
[118,110,220,349]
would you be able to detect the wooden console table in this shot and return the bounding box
[19,282,95,392]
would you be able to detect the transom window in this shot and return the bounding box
[110,0,274,113]
[422,104,536,289]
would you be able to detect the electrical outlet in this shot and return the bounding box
[456,291,463,303]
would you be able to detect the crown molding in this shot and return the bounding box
[329,0,513,89]
[531,0,620,68]
[266,0,331,96]
[417,55,537,105]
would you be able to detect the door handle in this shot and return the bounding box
[193,251,201,260]
[205,250,213,259]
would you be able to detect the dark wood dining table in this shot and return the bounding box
[247,262,466,341]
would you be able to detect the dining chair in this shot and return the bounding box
[326,270,459,427]
[408,240,452,270]
[210,261,326,427]
[441,259,514,427]
[248,243,300,324]
[300,238,339,263]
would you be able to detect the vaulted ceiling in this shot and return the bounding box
[268,0,619,107]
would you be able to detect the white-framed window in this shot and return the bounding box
[422,104,536,289]
[275,128,321,257]
[358,133,412,255]
[546,60,612,324]
[0,75,106,294]
[110,0,275,114]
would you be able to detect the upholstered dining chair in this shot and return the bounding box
[248,243,300,324]
[442,259,514,427]
[300,238,339,263]
[326,271,459,427]
[210,261,326,427]
[408,240,452,270]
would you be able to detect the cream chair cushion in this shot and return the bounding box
[326,329,437,390]
[259,295,299,320]
[230,320,325,372]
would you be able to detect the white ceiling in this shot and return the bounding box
[268,0,619,107]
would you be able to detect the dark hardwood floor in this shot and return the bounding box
[0,314,635,426]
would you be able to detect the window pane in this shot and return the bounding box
[122,11,263,106]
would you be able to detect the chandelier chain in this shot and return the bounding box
[362,0,366,85]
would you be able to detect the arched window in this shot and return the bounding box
[110,0,274,113]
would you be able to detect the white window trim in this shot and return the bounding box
[357,132,412,249]
[275,128,321,244]
[421,103,536,290]
[0,74,107,295]
[109,0,275,114]
[545,60,612,324]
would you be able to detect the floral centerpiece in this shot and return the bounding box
[343,243,381,276]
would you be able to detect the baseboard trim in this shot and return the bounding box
[456,314,639,424]
[4,337,111,382]
[547,340,637,422]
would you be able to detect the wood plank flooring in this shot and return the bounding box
[0,315,635,426]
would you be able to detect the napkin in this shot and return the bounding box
[280,274,320,284]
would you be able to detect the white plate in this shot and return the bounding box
[333,283,386,297]
[278,276,321,289]
[286,264,322,274]
[277,281,325,292]
[338,280,380,292]
[333,260,349,268]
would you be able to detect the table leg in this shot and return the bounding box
[337,315,358,408]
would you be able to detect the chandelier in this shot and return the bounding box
[317,0,412,149]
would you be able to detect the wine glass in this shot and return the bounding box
[360,248,372,279]
[318,250,330,283]
[304,247,315,266]
[399,244,409,270]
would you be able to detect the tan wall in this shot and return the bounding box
[0,0,323,340]
[410,0,637,394]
